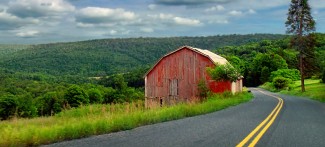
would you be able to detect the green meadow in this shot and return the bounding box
[280,79,325,102]
[261,79,325,102]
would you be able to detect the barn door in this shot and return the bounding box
[169,79,178,96]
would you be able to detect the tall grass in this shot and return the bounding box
[0,92,252,146]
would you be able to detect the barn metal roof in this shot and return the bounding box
[190,47,228,65]
[144,46,228,77]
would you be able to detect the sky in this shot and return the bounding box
[0,0,324,44]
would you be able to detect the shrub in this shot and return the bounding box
[35,92,63,116]
[207,63,240,82]
[87,88,103,104]
[103,87,116,104]
[0,94,18,120]
[64,85,89,108]
[16,93,38,118]
[221,91,233,98]
[197,79,209,99]
[260,82,277,92]
[270,69,300,81]
[272,77,291,90]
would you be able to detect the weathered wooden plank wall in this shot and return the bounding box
[145,47,234,108]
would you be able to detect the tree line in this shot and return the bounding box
[214,33,325,87]
[0,68,147,120]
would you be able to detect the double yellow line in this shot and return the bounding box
[236,89,284,147]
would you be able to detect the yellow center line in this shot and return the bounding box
[248,98,283,147]
[236,89,284,147]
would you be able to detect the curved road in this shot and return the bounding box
[44,88,325,147]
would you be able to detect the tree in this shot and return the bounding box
[64,85,89,108]
[16,93,37,118]
[285,0,316,92]
[270,69,301,81]
[226,55,246,75]
[102,87,116,104]
[0,94,17,120]
[87,88,103,104]
[250,53,288,85]
[36,92,63,116]
[99,74,127,91]
[207,63,240,82]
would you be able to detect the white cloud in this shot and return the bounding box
[0,10,39,30]
[109,30,117,35]
[149,13,202,26]
[148,4,157,10]
[229,10,242,16]
[16,30,39,37]
[173,17,201,26]
[205,5,225,12]
[141,28,154,33]
[208,19,229,24]
[76,7,137,27]
[155,0,237,6]
[76,22,94,28]
[78,7,136,21]
[149,13,174,20]
[247,9,256,14]
[105,29,130,36]
[7,0,75,18]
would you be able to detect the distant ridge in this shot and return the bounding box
[0,34,287,76]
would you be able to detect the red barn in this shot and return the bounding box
[144,46,242,108]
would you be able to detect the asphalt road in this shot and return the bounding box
[44,88,325,147]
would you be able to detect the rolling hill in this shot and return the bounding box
[0,34,286,76]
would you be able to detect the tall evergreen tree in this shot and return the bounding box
[285,0,316,92]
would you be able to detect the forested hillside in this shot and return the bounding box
[0,44,30,58]
[0,34,286,76]
[213,33,325,86]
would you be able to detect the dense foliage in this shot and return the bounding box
[270,69,301,81]
[0,44,30,58]
[0,69,145,120]
[213,33,325,87]
[250,53,288,84]
[207,63,240,82]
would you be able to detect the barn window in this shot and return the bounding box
[160,98,163,107]
[169,79,178,96]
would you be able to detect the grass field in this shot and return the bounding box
[261,79,325,102]
[280,79,325,102]
[0,92,252,147]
